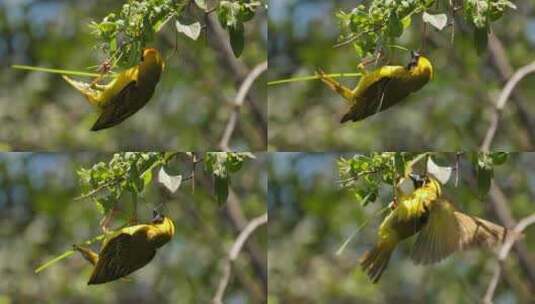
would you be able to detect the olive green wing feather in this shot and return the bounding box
[91,81,146,131]
[453,211,508,249]
[411,199,461,265]
[341,77,391,123]
[411,199,508,265]
[88,229,156,285]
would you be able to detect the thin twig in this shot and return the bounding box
[488,183,535,287]
[482,214,535,304]
[219,61,268,151]
[455,152,462,187]
[212,213,268,304]
[448,0,456,44]
[337,170,379,185]
[74,178,124,201]
[225,190,267,294]
[480,61,535,151]
[192,152,197,193]
[333,28,377,48]
[206,14,267,146]
[487,34,535,149]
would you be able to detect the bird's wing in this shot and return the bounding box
[341,76,391,123]
[91,81,140,131]
[411,198,461,265]
[453,211,508,249]
[411,199,508,265]
[88,228,156,284]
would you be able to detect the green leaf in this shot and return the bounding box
[352,43,364,58]
[359,191,376,207]
[229,23,245,57]
[387,13,403,37]
[401,15,412,29]
[98,21,117,33]
[394,153,405,177]
[237,3,255,22]
[477,166,493,198]
[131,163,143,194]
[490,152,508,166]
[422,12,448,31]
[94,197,115,215]
[218,1,239,28]
[141,169,153,187]
[215,176,230,205]
[154,15,173,32]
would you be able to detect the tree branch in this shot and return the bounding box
[74,177,124,201]
[480,60,535,151]
[225,190,267,289]
[212,212,268,304]
[488,183,535,288]
[482,214,535,304]
[485,33,535,149]
[206,14,267,148]
[219,61,267,151]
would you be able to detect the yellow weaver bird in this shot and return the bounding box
[317,51,433,123]
[73,210,174,285]
[63,48,164,131]
[360,174,510,283]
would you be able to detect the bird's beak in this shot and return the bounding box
[152,209,164,223]
[407,51,420,69]
[409,173,425,188]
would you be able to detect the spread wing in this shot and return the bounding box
[341,77,391,123]
[91,81,144,131]
[88,228,156,285]
[411,199,508,265]
[454,211,508,249]
[411,199,460,264]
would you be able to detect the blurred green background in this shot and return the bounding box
[0,153,267,303]
[0,1,266,151]
[268,152,534,303]
[268,1,535,151]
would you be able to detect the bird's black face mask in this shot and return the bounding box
[407,51,420,70]
[409,173,426,188]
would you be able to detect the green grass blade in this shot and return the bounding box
[12,65,115,78]
[268,72,361,86]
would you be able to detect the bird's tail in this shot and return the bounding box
[360,240,396,283]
